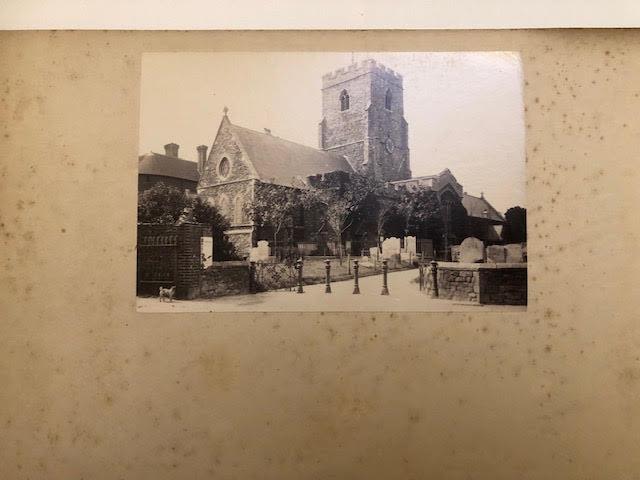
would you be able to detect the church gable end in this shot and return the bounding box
[199,115,257,190]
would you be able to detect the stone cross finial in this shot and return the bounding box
[223,106,229,116]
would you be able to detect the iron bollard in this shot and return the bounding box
[324,259,332,294]
[430,260,439,298]
[381,259,390,295]
[296,258,304,294]
[353,259,360,294]
[249,261,256,294]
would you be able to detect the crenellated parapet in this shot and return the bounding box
[322,58,403,89]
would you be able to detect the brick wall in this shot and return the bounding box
[427,262,527,305]
[199,261,251,298]
[175,223,212,299]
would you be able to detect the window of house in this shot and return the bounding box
[385,89,392,110]
[340,90,350,111]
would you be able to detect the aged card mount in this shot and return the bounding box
[2,29,640,480]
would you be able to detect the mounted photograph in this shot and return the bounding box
[136,52,527,312]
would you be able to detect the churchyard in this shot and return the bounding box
[137,222,527,312]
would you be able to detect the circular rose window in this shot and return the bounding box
[218,157,231,178]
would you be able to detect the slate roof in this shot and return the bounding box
[229,123,353,186]
[138,153,199,182]
[462,193,505,223]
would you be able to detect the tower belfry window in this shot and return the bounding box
[340,90,350,111]
[385,89,392,110]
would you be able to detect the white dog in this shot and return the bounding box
[158,286,176,302]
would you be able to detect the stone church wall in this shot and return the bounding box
[199,179,255,258]
[319,59,411,182]
[320,64,371,168]
[199,119,253,187]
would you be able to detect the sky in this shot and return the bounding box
[139,52,525,214]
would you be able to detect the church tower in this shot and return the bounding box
[318,59,411,182]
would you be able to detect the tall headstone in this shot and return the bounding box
[458,237,485,263]
[505,243,525,263]
[404,236,417,255]
[249,240,271,262]
[382,237,401,259]
[486,245,507,263]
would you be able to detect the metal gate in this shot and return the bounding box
[254,260,296,291]
[136,233,178,295]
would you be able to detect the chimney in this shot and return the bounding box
[197,145,208,175]
[164,143,179,158]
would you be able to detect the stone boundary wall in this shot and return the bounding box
[426,262,527,305]
[478,265,528,305]
[199,261,251,298]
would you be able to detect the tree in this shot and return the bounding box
[396,186,442,238]
[137,182,238,260]
[137,182,189,224]
[246,183,300,259]
[367,182,405,252]
[302,172,376,260]
[502,206,527,243]
[373,194,396,251]
[190,196,239,261]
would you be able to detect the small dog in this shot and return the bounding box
[158,286,176,302]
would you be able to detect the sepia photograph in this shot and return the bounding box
[136,52,527,312]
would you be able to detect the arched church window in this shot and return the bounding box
[233,194,246,225]
[385,89,392,110]
[340,90,350,111]
[218,193,230,219]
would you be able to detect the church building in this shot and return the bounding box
[192,58,504,257]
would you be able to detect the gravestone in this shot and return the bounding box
[369,247,380,260]
[505,243,525,263]
[486,245,507,263]
[297,242,317,256]
[404,236,417,255]
[382,237,401,259]
[458,237,485,263]
[418,239,434,260]
[450,245,461,262]
[249,240,271,262]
